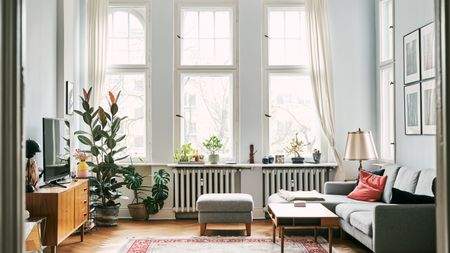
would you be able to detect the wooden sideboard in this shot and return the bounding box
[26,179,89,253]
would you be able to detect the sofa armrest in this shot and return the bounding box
[373,204,436,253]
[323,181,356,195]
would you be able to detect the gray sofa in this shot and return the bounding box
[268,164,436,253]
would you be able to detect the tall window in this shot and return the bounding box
[175,1,237,161]
[263,5,321,158]
[378,0,395,162]
[105,2,150,161]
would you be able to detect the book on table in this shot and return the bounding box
[294,200,306,207]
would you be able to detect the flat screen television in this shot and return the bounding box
[42,118,71,184]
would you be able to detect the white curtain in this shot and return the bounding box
[87,0,108,107]
[305,0,345,180]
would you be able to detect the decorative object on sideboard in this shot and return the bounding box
[275,155,284,164]
[124,167,170,220]
[404,83,422,135]
[403,29,420,84]
[343,129,378,171]
[249,144,257,164]
[25,139,41,193]
[74,149,90,178]
[174,143,197,163]
[313,149,322,164]
[203,135,223,164]
[268,155,274,164]
[65,81,74,115]
[285,133,306,164]
[74,88,131,227]
[262,156,269,164]
[421,79,436,135]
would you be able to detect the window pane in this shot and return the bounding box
[380,0,393,62]
[379,66,395,161]
[180,73,234,160]
[269,74,321,157]
[103,72,147,159]
[267,7,307,66]
[180,8,233,65]
[107,7,146,65]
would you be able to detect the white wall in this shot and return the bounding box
[24,0,58,166]
[394,0,436,169]
[328,0,377,179]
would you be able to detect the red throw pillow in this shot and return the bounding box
[348,170,388,202]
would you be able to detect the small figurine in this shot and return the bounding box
[249,144,257,164]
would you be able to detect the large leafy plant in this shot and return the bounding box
[173,143,196,163]
[75,88,130,207]
[123,168,170,214]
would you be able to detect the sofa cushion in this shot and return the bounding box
[391,188,435,204]
[393,167,420,193]
[335,203,385,222]
[380,164,401,203]
[197,193,254,212]
[415,169,436,196]
[349,211,373,236]
[355,168,385,186]
[348,171,387,202]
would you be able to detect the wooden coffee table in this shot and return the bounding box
[267,203,339,253]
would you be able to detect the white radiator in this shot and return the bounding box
[262,167,330,207]
[172,168,239,212]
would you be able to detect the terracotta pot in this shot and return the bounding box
[128,203,149,221]
[94,205,120,226]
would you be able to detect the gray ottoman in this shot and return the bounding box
[197,193,254,236]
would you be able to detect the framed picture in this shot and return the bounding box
[404,83,422,135]
[404,30,421,84]
[421,79,436,135]
[65,81,74,115]
[420,22,435,79]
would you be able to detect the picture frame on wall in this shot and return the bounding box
[421,79,436,135]
[420,22,435,79]
[404,83,422,135]
[65,81,74,115]
[403,30,421,84]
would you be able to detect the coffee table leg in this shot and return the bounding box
[328,227,333,253]
[272,223,276,243]
[281,227,285,253]
[314,227,317,242]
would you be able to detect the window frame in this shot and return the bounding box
[174,0,239,161]
[263,2,325,158]
[106,0,152,162]
[377,0,396,162]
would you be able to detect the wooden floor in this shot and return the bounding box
[50,219,371,253]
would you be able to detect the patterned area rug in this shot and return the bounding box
[119,237,337,253]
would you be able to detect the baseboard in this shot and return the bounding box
[119,207,267,220]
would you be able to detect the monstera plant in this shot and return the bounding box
[75,87,131,226]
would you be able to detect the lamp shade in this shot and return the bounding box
[343,130,378,161]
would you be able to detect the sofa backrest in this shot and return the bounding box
[393,167,421,193]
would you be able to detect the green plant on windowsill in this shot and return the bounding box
[173,143,197,163]
[203,135,224,164]
[123,167,170,220]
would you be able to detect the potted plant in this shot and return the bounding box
[284,133,306,164]
[203,135,223,164]
[74,88,131,226]
[174,143,197,163]
[124,167,170,220]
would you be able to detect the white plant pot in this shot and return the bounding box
[209,154,219,164]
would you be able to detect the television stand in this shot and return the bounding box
[41,180,69,189]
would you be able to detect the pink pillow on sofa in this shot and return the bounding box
[348,170,388,202]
